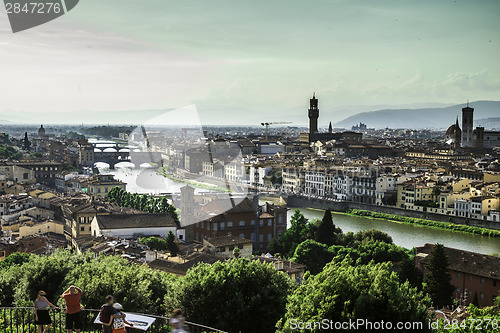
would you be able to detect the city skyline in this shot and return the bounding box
[1,0,499,125]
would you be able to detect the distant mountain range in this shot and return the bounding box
[333,101,500,129]
[0,100,498,129]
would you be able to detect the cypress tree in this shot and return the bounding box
[166,231,179,256]
[314,210,339,246]
[423,244,455,308]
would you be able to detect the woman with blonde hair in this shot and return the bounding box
[34,290,60,333]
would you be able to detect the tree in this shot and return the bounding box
[292,239,334,274]
[279,209,312,257]
[0,251,175,314]
[267,237,282,255]
[432,185,441,199]
[398,254,423,289]
[140,236,168,251]
[278,259,431,333]
[233,247,241,258]
[351,229,393,245]
[314,210,341,246]
[166,258,292,333]
[472,292,479,307]
[166,231,179,256]
[0,252,30,269]
[423,244,455,308]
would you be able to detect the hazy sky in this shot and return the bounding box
[0,0,499,124]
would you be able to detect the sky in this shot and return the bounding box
[0,0,499,125]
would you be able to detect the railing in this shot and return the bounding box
[0,308,227,333]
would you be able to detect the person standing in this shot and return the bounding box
[106,303,133,333]
[99,295,125,333]
[170,309,186,333]
[34,290,60,333]
[61,285,82,333]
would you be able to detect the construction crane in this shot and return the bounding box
[261,121,292,141]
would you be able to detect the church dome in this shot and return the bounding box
[446,124,459,136]
[38,125,46,136]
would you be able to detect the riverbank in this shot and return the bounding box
[343,209,500,238]
[157,167,230,192]
[286,195,500,232]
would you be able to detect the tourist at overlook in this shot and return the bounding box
[34,290,60,333]
[99,295,126,333]
[106,303,134,333]
[170,309,186,333]
[61,285,83,333]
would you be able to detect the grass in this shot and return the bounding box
[346,209,500,238]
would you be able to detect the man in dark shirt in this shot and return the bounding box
[99,295,125,333]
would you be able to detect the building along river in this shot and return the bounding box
[98,162,500,256]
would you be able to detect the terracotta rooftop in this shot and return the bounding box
[205,235,253,248]
[96,213,179,229]
[417,244,500,280]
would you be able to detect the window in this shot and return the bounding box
[220,222,225,230]
[268,234,272,241]
[239,233,245,239]
[259,234,264,242]
[227,221,233,227]
[239,220,245,226]
[251,233,256,241]
[207,223,210,231]
[213,223,218,231]
[259,219,264,227]
[480,277,485,285]
[480,292,484,300]
[80,227,84,231]
[457,272,461,278]
[251,220,255,225]
[268,220,272,227]
[468,275,472,282]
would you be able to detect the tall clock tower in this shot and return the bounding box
[308,93,319,134]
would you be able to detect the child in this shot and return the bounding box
[107,303,133,333]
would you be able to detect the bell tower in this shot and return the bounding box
[461,102,474,148]
[308,93,319,134]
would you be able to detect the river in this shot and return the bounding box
[283,205,500,255]
[97,163,500,255]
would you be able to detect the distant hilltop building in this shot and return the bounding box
[300,94,362,147]
[445,102,500,149]
[38,125,45,136]
[351,122,367,131]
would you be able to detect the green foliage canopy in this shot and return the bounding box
[278,259,431,333]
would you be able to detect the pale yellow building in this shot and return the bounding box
[19,220,64,238]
